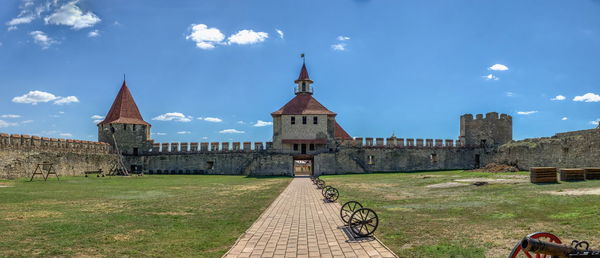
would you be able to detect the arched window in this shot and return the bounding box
[302,82,306,92]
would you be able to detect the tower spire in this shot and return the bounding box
[294,54,314,95]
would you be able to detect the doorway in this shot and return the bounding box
[293,156,313,176]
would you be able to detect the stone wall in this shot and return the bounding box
[482,128,600,170]
[0,133,117,179]
[460,112,512,147]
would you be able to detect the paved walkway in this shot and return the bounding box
[224,177,397,258]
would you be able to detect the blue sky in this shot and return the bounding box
[1,0,599,143]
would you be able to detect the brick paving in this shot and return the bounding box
[224,176,397,258]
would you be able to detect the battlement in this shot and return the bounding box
[0,133,112,154]
[347,137,465,149]
[460,112,512,121]
[148,141,273,154]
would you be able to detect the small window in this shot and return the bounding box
[133,148,139,156]
[302,116,307,124]
[313,117,318,124]
[110,126,115,133]
[430,153,438,163]
[123,124,126,130]
[291,117,296,125]
[309,144,315,151]
[293,144,298,151]
[133,124,136,131]
[206,161,214,169]
[367,155,375,165]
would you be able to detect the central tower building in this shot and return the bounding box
[271,62,352,154]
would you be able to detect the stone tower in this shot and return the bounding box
[98,80,151,155]
[459,112,512,147]
[271,61,352,154]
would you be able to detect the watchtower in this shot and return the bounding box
[98,80,151,155]
[459,112,512,147]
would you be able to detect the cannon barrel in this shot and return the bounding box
[521,237,577,258]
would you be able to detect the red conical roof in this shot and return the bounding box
[294,63,313,83]
[99,80,149,126]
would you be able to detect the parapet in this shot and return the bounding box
[347,136,464,149]
[147,140,272,153]
[461,112,512,121]
[0,132,111,154]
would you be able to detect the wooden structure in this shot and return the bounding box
[29,162,59,182]
[530,167,557,183]
[584,168,600,180]
[559,168,585,181]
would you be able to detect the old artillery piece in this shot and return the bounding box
[339,201,379,237]
[314,178,326,189]
[321,185,339,202]
[508,232,600,258]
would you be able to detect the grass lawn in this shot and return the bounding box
[321,171,600,257]
[0,175,291,257]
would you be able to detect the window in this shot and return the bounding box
[206,161,214,169]
[302,82,306,91]
[430,153,438,163]
[313,116,318,124]
[367,155,375,165]
[302,116,307,124]
[291,117,296,125]
[123,124,126,130]
[133,124,136,131]
[309,144,315,151]
[133,148,139,156]
[293,144,299,151]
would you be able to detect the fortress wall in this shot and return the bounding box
[0,133,116,179]
[313,147,478,175]
[147,141,272,153]
[483,129,600,170]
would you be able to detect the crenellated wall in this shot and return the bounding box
[0,133,117,179]
[147,141,273,153]
[460,112,512,147]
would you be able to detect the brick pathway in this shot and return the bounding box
[224,177,397,258]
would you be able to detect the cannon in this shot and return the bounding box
[322,186,339,202]
[509,232,600,258]
[316,179,326,189]
[339,201,379,237]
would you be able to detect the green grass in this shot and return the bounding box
[0,175,291,257]
[321,171,600,257]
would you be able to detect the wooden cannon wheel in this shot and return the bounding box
[340,201,363,224]
[316,179,326,189]
[321,185,333,196]
[508,232,562,258]
[324,187,339,202]
[349,208,379,237]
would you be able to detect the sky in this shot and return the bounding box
[0,0,599,143]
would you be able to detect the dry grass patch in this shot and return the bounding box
[545,187,600,196]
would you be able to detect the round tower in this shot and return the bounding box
[97,80,151,155]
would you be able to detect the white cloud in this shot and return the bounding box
[253,120,273,127]
[551,95,566,101]
[59,133,73,137]
[177,131,191,135]
[275,29,284,39]
[186,24,225,49]
[237,121,246,124]
[517,111,538,115]
[88,29,99,37]
[30,31,58,49]
[591,119,600,126]
[152,132,167,136]
[505,92,515,97]
[488,64,509,71]
[12,90,58,104]
[219,129,245,134]
[337,36,350,41]
[562,117,568,121]
[227,29,268,45]
[44,1,101,30]
[58,111,65,114]
[199,117,223,123]
[1,114,21,118]
[483,74,499,81]
[152,112,192,122]
[331,43,347,51]
[5,0,58,29]
[53,96,79,105]
[0,120,18,128]
[21,120,33,124]
[202,136,208,140]
[90,115,104,119]
[7,15,35,26]
[573,93,600,103]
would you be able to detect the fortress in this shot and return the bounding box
[1,62,599,178]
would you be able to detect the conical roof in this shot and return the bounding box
[99,80,149,126]
[294,63,313,83]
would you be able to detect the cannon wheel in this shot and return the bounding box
[349,208,379,237]
[317,180,326,189]
[324,187,339,202]
[340,201,363,224]
[508,232,562,258]
[322,185,333,196]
